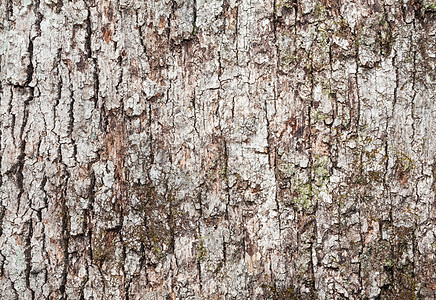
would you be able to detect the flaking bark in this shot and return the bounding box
[0,0,435,299]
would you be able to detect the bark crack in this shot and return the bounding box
[24,219,35,300]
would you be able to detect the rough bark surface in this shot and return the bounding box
[0,0,435,299]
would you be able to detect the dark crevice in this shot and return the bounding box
[167,0,175,40]
[85,4,100,113]
[241,227,246,262]
[54,0,64,14]
[125,276,132,300]
[235,5,239,64]
[25,38,34,86]
[15,87,33,213]
[147,102,154,174]
[136,10,149,58]
[115,54,124,101]
[68,93,75,138]
[221,0,229,35]
[38,176,48,212]
[307,45,317,299]
[11,279,19,300]
[216,50,223,129]
[55,48,63,118]
[410,19,419,297]
[223,139,230,221]
[192,0,197,36]
[24,219,35,300]
[92,58,100,111]
[64,55,78,164]
[191,90,200,138]
[86,169,96,262]
[196,228,203,292]
[0,251,5,277]
[85,6,93,59]
[0,205,5,237]
[222,237,227,263]
[271,17,282,241]
[59,196,70,299]
[5,0,13,20]
[31,0,44,40]
[264,87,273,169]
[168,193,176,255]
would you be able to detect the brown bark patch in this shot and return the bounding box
[102,24,112,44]
[76,54,87,72]
[319,0,342,15]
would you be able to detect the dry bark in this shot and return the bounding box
[0,0,435,299]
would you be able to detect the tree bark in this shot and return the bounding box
[0,0,435,298]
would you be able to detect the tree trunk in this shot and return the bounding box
[0,0,435,298]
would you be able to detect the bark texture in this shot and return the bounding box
[0,0,435,298]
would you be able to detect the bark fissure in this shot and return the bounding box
[1,0,435,299]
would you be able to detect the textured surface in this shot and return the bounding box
[0,0,435,298]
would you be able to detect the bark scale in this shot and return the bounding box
[0,0,435,299]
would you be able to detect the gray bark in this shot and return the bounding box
[0,0,435,299]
